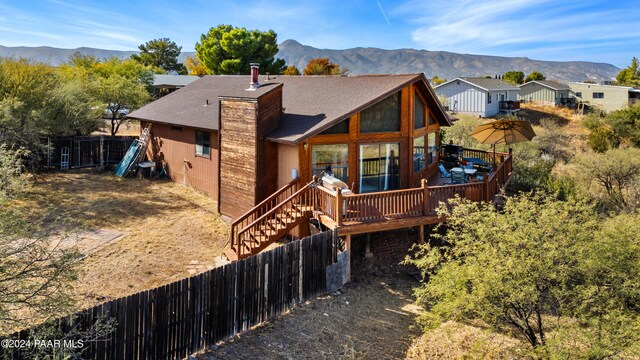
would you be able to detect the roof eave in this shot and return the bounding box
[127,116,216,132]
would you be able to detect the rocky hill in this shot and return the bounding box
[0,40,620,83]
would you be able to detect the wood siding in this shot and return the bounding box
[435,81,489,117]
[144,122,218,200]
[277,144,300,188]
[256,87,282,203]
[219,99,258,218]
[518,83,561,105]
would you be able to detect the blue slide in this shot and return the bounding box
[114,140,141,177]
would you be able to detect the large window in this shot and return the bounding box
[312,144,349,182]
[414,93,425,129]
[195,130,210,158]
[427,132,437,164]
[320,119,349,135]
[359,143,400,193]
[360,92,400,133]
[413,136,425,172]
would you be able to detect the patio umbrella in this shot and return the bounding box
[470,119,536,163]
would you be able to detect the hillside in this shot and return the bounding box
[0,40,620,83]
[277,40,620,83]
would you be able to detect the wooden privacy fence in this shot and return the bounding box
[4,230,339,360]
[46,136,137,169]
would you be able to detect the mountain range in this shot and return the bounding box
[0,40,620,83]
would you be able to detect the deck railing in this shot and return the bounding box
[317,149,513,225]
[499,100,521,110]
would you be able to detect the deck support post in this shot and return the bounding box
[483,173,489,202]
[419,224,425,244]
[365,233,373,258]
[344,234,351,283]
[421,179,429,215]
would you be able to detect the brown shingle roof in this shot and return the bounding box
[128,76,278,131]
[129,73,451,144]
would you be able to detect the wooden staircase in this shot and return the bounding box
[224,178,316,261]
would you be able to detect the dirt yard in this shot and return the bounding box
[197,272,424,360]
[5,170,229,309]
[196,269,528,359]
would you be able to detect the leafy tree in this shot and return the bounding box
[432,76,446,85]
[587,125,619,152]
[92,57,155,87]
[616,57,640,87]
[0,58,102,170]
[0,145,28,200]
[195,24,285,75]
[92,74,150,135]
[605,102,640,146]
[573,147,640,213]
[525,71,545,82]
[183,55,208,76]
[0,208,81,333]
[283,65,300,75]
[131,38,186,74]
[302,57,347,75]
[65,57,153,135]
[583,102,640,151]
[502,71,524,85]
[407,194,640,356]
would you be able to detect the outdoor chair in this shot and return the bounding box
[451,168,466,184]
[438,163,451,179]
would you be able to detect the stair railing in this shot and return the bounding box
[230,179,316,259]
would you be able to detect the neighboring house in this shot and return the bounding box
[152,74,199,97]
[517,80,570,106]
[434,77,520,117]
[569,82,640,113]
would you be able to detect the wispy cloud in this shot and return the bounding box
[377,0,391,26]
[393,0,640,65]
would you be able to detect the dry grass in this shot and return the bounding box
[517,102,588,137]
[5,169,229,309]
[407,321,528,359]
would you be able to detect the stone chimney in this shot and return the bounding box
[248,63,260,90]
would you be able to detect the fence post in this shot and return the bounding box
[336,187,343,226]
[99,136,105,169]
[421,178,429,215]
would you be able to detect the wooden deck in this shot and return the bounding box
[315,149,512,236]
[227,148,513,260]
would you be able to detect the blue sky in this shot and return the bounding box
[1,0,638,67]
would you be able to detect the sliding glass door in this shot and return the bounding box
[359,143,400,193]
